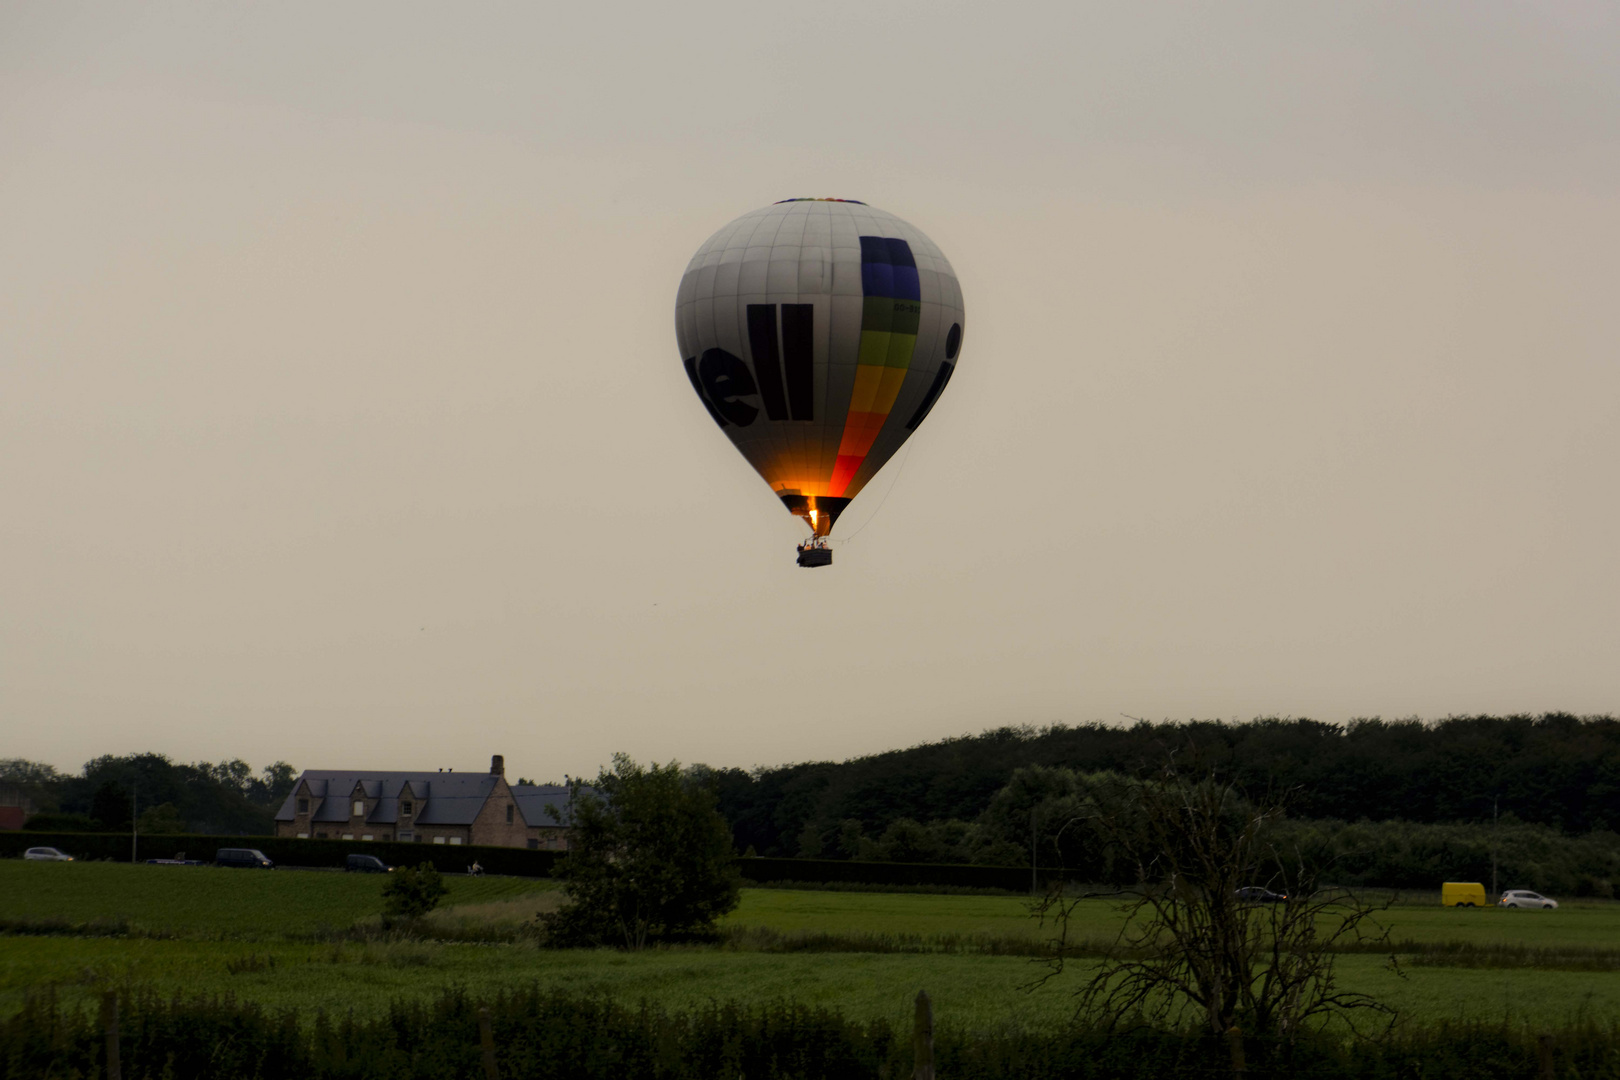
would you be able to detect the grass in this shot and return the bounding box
[5,860,1620,1031]
[6,935,1619,1031]
[0,860,556,939]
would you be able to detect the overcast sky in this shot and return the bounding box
[3,1,1617,781]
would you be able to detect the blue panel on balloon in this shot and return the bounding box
[862,260,894,297]
[860,236,919,301]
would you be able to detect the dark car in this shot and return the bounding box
[215,847,274,869]
[345,853,392,873]
[1236,886,1287,903]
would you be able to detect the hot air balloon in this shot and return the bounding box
[675,199,965,566]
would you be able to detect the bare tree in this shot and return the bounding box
[1032,763,1394,1042]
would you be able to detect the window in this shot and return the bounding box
[353,800,364,816]
[527,838,539,850]
[506,805,514,824]
[401,801,413,816]
[398,830,413,842]
[449,837,463,846]
[316,832,327,840]
[297,832,309,839]
[433,836,446,845]
[362,834,374,841]
[342,833,354,840]
[297,798,309,814]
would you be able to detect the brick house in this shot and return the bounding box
[273,755,577,850]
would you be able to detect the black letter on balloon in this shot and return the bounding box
[746,305,789,421]
[905,361,955,431]
[781,304,815,420]
[698,348,760,427]
[684,356,729,428]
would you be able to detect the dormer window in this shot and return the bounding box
[353,800,364,816]
[297,798,309,814]
[402,801,414,816]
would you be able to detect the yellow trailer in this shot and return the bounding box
[1442,882,1487,907]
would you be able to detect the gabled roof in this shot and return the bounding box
[511,784,587,828]
[277,771,498,825]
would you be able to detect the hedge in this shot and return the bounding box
[0,832,561,878]
[4,832,1075,890]
[735,856,1058,891]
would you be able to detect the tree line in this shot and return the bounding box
[704,713,1620,859]
[0,752,296,835]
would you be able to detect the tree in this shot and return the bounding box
[251,762,298,807]
[541,754,740,950]
[90,780,132,830]
[137,802,187,834]
[1032,764,1392,1043]
[382,863,450,922]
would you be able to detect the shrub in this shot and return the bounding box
[381,862,449,922]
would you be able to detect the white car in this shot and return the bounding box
[23,847,73,862]
[1499,890,1558,909]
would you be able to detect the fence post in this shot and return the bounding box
[1226,1025,1245,1078]
[1538,1033,1554,1080]
[479,1006,500,1080]
[913,990,934,1080]
[101,991,121,1080]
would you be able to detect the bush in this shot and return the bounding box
[382,863,449,921]
[543,755,740,949]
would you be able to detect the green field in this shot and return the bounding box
[0,860,557,938]
[3,861,1617,1030]
[728,886,1620,951]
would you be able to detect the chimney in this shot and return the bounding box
[490,754,505,778]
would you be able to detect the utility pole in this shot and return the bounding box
[131,784,138,864]
[1491,795,1499,900]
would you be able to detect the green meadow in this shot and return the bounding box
[4,861,1618,1030]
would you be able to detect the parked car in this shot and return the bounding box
[1499,890,1559,909]
[214,848,274,869]
[345,853,392,873]
[23,847,73,862]
[1235,886,1287,903]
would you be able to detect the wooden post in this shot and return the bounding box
[1538,1033,1554,1080]
[912,990,934,1080]
[101,991,121,1080]
[479,1006,500,1080]
[1226,1025,1245,1078]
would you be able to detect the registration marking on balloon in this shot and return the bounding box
[828,237,921,497]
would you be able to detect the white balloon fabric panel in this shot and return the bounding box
[675,200,965,535]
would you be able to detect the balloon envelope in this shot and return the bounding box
[675,199,965,537]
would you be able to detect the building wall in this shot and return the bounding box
[526,825,569,850]
[467,776,528,848]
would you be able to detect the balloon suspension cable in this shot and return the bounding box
[833,443,912,546]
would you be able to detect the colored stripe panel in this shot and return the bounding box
[746,304,789,421]
[828,236,920,497]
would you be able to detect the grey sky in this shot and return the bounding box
[3,2,1617,779]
